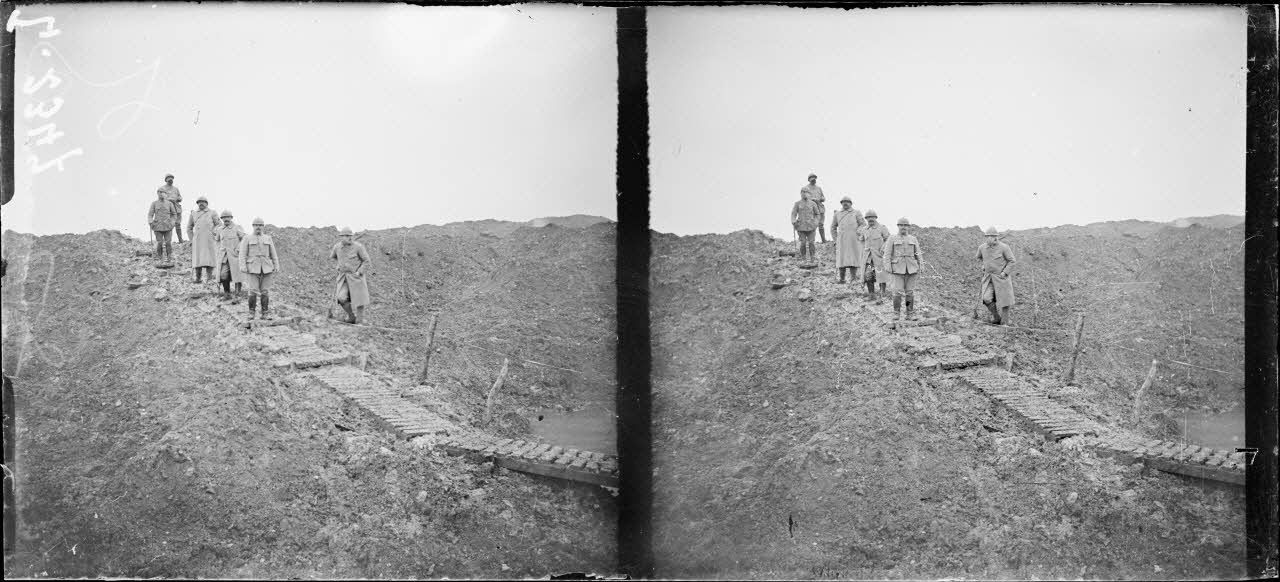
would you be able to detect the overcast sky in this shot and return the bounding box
[650,5,1247,238]
[6,3,616,240]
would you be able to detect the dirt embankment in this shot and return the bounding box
[649,223,1244,579]
[2,221,616,578]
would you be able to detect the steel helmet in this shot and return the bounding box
[839,196,852,203]
[252,217,265,226]
[196,195,208,203]
[865,209,877,218]
[897,217,911,226]
[808,173,817,179]
[339,227,353,236]
[220,210,233,218]
[985,227,999,236]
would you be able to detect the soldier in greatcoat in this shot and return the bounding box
[188,196,220,284]
[790,190,821,263]
[238,218,280,320]
[331,227,372,324]
[158,173,184,243]
[147,190,177,263]
[859,210,892,302]
[801,173,827,243]
[830,196,866,284]
[214,210,246,301]
[882,217,923,321]
[977,227,1017,325]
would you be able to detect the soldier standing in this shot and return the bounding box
[147,190,178,263]
[188,196,220,284]
[238,218,280,320]
[331,227,372,324]
[882,217,923,321]
[801,173,827,243]
[830,196,866,284]
[790,190,821,263]
[859,210,892,302]
[159,173,184,243]
[977,227,1017,325]
[214,210,246,301]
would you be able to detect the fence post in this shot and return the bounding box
[1132,359,1160,428]
[1063,312,1086,385]
[416,313,439,385]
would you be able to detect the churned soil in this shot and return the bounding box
[2,218,616,579]
[649,221,1244,579]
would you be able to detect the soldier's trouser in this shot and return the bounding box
[245,272,274,293]
[797,230,816,259]
[817,223,827,243]
[194,266,212,283]
[173,205,184,242]
[153,230,172,259]
[889,272,918,310]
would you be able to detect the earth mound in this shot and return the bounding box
[649,218,1244,579]
[1,219,616,578]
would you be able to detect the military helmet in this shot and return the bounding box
[339,227,353,236]
[252,217,265,226]
[985,227,999,236]
[164,173,174,179]
[839,195,852,203]
[220,210,233,218]
[808,173,817,179]
[897,217,911,226]
[865,209,878,218]
[196,195,208,203]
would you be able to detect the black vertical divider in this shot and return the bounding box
[1244,5,1279,579]
[615,6,653,579]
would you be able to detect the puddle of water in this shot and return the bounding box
[1178,408,1245,451]
[528,407,616,453]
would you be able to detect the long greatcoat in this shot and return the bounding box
[214,222,246,284]
[189,207,220,268]
[831,208,866,268]
[331,241,371,308]
[977,241,1017,309]
[860,222,892,282]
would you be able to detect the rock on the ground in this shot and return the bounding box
[798,288,813,302]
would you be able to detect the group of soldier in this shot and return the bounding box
[144,173,373,324]
[790,172,1017,324]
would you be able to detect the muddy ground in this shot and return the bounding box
[2,218,617,578]
[650,221,1245,579]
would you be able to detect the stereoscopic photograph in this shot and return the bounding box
[648,4,1252,579]
[3,3,618,578]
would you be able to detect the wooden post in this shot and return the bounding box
[415,313,439,385]
[482,358,509,426]
[1132,359,1160,427]
[1063,312,1086,385]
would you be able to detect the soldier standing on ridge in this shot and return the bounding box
[238,218,280,321]
[859,210,892,303]
[188,196,220,284]
[977,227,1017,325]
[159,173,184,243]
[147,190,177,264]
[830,196,866,284]
[882,217,923,321]
[801,173,828,243]
[331,227,372,325]
[214,210,246,301]
[790,190,821,264]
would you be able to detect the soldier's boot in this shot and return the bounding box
[906,292,917,321]
[220,278,231,299]
[340,300,355,324]
[248,293,258,320]
[233,283,244,304]
[797,241,807,261]
[999,306,1012,326]
[865,280,876,299]
[985,301,1000,324]
[194,268,202,283]
[892,293,903,320]
[260,292,272,320]
[354,306,365,325]
[838,267,847,284]
[818,224,827,243]
[808,241,818,264]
